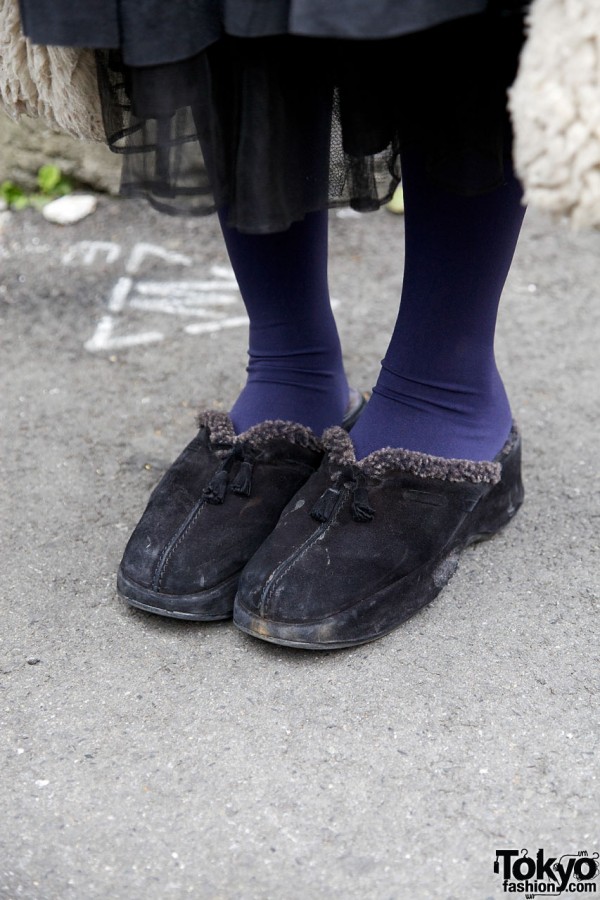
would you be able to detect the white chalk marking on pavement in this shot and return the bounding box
[108,277,134,312]
[82,243,252,351]
[84,315,163,352]
[125,243,192,275]
[85,277,134,351]
[62,241,122,266]
[184,316,249,335]
[210,264,236,280]
[84,315,115,352]
[129,296,239,316]
[135,280,239,296]
[98,332,164,350]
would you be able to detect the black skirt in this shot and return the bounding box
[20,0,528,232]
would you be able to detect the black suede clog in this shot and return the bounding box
[233,425,524,648]
[117,391,366,621]
[117,412,323,619]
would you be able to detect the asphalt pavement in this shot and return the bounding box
[1,197,599,899]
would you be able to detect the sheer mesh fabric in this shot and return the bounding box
[96,13,525,233]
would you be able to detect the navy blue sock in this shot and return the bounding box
[351,146,526,462]
[218,209,349,435]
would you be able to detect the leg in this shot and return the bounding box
[117,212,351,620]
[118,80,354,621]
[219,210,349,436]
[234,147,527,647]
[350,145,526,462]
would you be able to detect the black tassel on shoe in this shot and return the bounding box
[231,446,255,497]
[231,458,254,497]
[203,446,239,504]
[203,468,230,504]
[203,443,257,503]
[310,466,375,524]
[345,467,375,523]
[350,479,375,523]
[310,486,341,523]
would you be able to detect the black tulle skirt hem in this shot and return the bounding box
[96,12,525,233]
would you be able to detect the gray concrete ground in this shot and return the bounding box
[1,198,598,900]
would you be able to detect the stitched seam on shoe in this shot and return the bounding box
[258,505,484,628]
[152,497,208,593]
[260,495,345,615]
[154,451,320,593]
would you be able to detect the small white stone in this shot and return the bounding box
[42,194,97,225]
[35,779,49,787]
[335,207,362,219]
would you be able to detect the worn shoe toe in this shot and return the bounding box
[118,411,323,619]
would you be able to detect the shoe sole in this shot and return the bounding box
[234,535,487,649]
[233,454,524,649]
[117,568,237,621]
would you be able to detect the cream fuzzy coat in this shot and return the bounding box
[0,0,102,140]
[509,0,600,227]
[1,0,599,225]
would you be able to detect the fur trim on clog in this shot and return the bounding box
[197,411,322,456]
[197,410,236,451]
[238,420,322,453]
[322,425,519,484]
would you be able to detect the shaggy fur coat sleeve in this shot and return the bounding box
[509,0,600,227]
[0,0,103,140]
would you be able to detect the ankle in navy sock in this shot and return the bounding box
[351,147,525,462]
[219,209,349,434]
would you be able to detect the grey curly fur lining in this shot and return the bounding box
[497,424,520,462]
[362,447,501,484]
[322,425,519,485]
[197,410,236,450]
[197,411,322,456]
[322,426,356,468]
[237,420,323,453]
